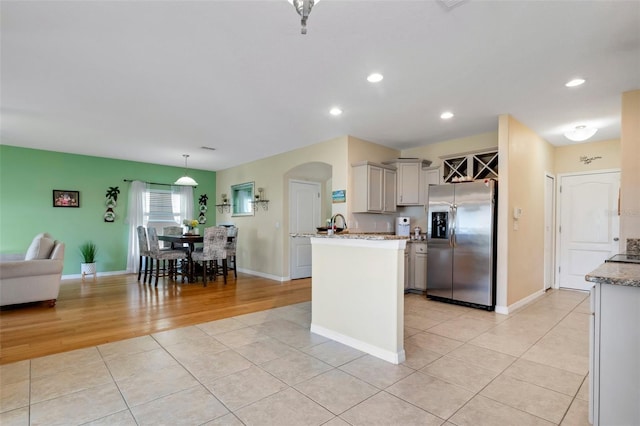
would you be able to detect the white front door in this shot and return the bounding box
[289,180,321,279]
[558,171,620,291]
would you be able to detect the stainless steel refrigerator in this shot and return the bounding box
[426,180,497,310]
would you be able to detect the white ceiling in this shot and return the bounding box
[2,0,639,172]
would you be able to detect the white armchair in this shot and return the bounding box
[0,233,65,307]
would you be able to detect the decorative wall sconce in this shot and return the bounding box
[251,187,270,211]
[216,193,230,213]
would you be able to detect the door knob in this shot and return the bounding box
[613,237,619,241]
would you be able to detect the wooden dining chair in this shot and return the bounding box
[146,227,188,286]
[191,226,227,286]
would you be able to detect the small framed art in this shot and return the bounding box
[332,190,346,203]
[53,190,80,208]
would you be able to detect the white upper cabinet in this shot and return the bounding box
[352,161,397,213]
[384,159,432,206]
[423,167,441,204]
[397,162,421,205]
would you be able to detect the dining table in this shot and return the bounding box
[158,234,203,282]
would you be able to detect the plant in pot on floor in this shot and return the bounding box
[79,241,98,281]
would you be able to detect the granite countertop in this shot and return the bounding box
[585,262,640,288]
[290,232,410,241]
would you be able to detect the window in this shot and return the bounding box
[144,187,190,226]
[231,182,255,217]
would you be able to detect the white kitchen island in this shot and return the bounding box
[297,233,408,364]
[585,261,640,426]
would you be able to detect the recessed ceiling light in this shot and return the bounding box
[565,78,586,87]
[329,107,343,116]
[440,111,454,119]
[367,73,384,83]
[564,125,598,142]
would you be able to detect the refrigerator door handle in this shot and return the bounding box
[449,204,458,247]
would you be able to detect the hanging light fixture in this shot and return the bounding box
[174,154,198,186]
[564,125,598,142]
[288,0,321,34]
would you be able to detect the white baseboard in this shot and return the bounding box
[61,270,128,281]
[61,269,291,283]
[237,268,288,282]
[495,289,545,315]
[310,323,406,365]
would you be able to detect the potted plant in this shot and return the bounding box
[79,241,98,281]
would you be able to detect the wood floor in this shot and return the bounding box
[0,273,311,365]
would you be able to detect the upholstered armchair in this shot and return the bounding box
[0,233,65,307]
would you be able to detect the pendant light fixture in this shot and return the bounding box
[288,0,321,34]
[174,154,198,186]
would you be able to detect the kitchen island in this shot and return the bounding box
[585,261,640,426]
[292,233,408,364]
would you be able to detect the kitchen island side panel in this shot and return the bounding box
[310,238,406,363]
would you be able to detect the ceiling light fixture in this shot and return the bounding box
[174,154,198,186]
[367,73,384,83]
[564,125,598,142]
[288,0,321,35]
[329,107,343,116]
[440,111,454,119]
[565,78,586,87]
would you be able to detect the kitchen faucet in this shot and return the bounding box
[330,214,347,232]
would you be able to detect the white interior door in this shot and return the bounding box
[289,180,321,279]
[558,171,620,291]
[544,174,555,290]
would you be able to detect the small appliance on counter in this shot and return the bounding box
[396,217,410,236]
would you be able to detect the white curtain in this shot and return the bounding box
[172,185,194,227]
[125,180,148,273]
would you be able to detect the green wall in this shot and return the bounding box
[0,145,216,275]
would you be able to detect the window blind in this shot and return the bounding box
[145,189,178,223]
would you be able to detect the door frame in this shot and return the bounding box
[555,169,621,290]
[544,172,556,290]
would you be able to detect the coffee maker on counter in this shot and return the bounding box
[396,217,410,236]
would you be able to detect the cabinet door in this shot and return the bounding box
[411,243,428,291]
[398,163,421,205]
[422,168,440,205]
[368,165,384,212]
[414,253,427,291]
[383,168,397,213]
[404,250,410,291]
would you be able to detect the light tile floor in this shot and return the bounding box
[0,290,591,425]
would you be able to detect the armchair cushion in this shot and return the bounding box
[24,233,55,260]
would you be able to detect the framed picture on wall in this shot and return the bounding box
[53,190,80,208]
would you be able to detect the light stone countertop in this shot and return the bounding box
[290,232,410,241]
[585,262,640,288]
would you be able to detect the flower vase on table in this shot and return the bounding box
[183,219,199,235]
